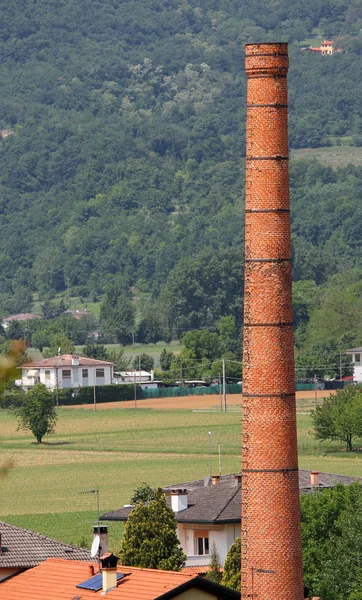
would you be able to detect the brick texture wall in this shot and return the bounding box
[241,43,304,600]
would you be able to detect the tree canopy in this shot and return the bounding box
[119,488,186,571]
[15,383,57,443]
[0,0,361,339]
[312,384,362,451]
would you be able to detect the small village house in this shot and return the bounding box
[308,40,334,54]
[101,470,360,568]
[2,313,41,330]
[16,354,113,391]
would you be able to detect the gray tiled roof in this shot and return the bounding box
[100,470,360,526]
[0,521,93,568]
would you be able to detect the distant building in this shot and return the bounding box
[346,347,362,382]
[114,370,154,384]
[64,309,90,319]
[16,354,113,391]
[2,313,41,330]
[308,40,336,55]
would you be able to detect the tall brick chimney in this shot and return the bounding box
[242,43,304,599]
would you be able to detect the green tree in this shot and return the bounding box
[218,315,241,359]
[132,353,154,372]
[119,488,186,571]
[206,542,222,584]
[108,348,130,371]
[82,343,110,361]
[32,330,50,353]
[313,486,362,600]
[312,385,362,451]
[16,383,57,443]
[130,482,155,504]
[221,538,241,592]
[182,330,221,361]
[100,284,136,344]
[300,482,355,593]
[160,348,174,371]
[43,333,75,358]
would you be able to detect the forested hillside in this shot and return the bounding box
[1,0,362,341]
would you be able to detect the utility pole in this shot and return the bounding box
[222,358,226,412]
[339,350,343,382]
[314,374,318,407]
[93,381,97,412]
[56,366,59,408]
[134,372,137,409]
[219,373,222,412]
[218,441,221,477]
[208,431,212,478]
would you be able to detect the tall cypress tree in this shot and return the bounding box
[119,488,186,571]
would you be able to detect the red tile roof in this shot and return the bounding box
[3,313,41,323]
[21,354,113,368]
[0,558,195,600]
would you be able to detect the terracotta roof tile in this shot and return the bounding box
[0,522,93,568]
[21,354,113,368]
[0,558,195,600]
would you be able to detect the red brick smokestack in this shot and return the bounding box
[242,43,304,599]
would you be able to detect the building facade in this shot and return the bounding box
[17,355,113,391]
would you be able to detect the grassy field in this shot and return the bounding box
[1,404,362,552]
[291,145,362,167]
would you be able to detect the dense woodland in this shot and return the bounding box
[1,0,362,360]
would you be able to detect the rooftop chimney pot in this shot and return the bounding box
[93,525,108,554]
[169,489,188,512]
[310,471,320,487]
[100,553,119,593]
[211,475,221,486]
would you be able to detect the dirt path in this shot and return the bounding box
[65,389,334,411]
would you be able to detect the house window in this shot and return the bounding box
[355,354,361,364]
[82,369,89,379]
[62,370,71,379]
[45,370,50,380]
[194,530,209,555]
[96,368,104,378]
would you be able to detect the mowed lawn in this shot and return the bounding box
[1,405,362,551]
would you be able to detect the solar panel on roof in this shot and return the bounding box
[76,573,125,591]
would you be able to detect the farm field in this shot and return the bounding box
[1,399,362,553]
[291,145,362,167]
[26,341,183,367]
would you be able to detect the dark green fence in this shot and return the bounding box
[55,380,346,406]
[137,384,242,399]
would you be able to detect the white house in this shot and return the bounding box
[2,313,41,330]
[346,347,362,382]
[101,470,360,568]
[17,354,113,391]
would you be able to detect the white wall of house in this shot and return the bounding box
[178,523,240,567]
[347,351,362,382]
[20,364,113,390]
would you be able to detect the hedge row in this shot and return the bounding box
[55,384,137,406]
